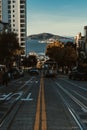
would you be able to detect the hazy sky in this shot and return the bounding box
[27,0,87,36]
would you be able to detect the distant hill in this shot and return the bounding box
[28,33,73,41]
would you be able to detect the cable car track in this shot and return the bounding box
[0,76,36,129]
[55,78,87,130]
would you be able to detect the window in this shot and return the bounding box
[20,15,25,18]
[20,19,25,23]
[21,38,25,41]
[8,15,11,18]
[21,33,25,37]
[21,43,25,46]
[9,20,11,23]
[13,19,15,22]
[8,5,11,9]
[8,10,11,13]
[21,29,25,32]
[20,5,25,8]
[20,1,25,4]
[20,24,25,27]
[20,10,24,13]
[8,1,11,4]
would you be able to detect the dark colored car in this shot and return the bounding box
[28,68,39,75]
[68,66,87,80]
[9,67,24,79]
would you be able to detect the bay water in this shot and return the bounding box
[26,39,48,55]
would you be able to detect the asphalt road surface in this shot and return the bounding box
[0,72,87,130]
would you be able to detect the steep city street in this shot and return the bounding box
[1,1,87,130]
[0,72,87,129]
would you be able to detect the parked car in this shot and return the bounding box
[68,66,87,80]
[28,68,39,75]
[9,67,24,79]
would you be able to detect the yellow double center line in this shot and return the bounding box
[34,77,47,130]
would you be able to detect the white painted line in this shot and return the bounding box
[0,93,12,100]
[6,91,23,101]
[63,79,87,91]
[56,82,87,111]
[68,108,83,130]
[73,91,87,101]
[21,93,33,101]
[19,77,34,90]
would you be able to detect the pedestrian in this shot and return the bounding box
[2,68,9,86]
[0,70,3,85]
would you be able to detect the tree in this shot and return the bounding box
[0,32,20,64]
[46,41,64,65]
[28,55,37,67]
[46,40,78,69]
[63,46,78,66]
[22,55,37,67]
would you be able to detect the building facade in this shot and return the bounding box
[84,26,87,54]
[0,0,8,22]
[0,0,27,55]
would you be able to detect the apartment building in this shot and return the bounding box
[0,0,8,22]
[84,26,87,54]
[0,0,27,55]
